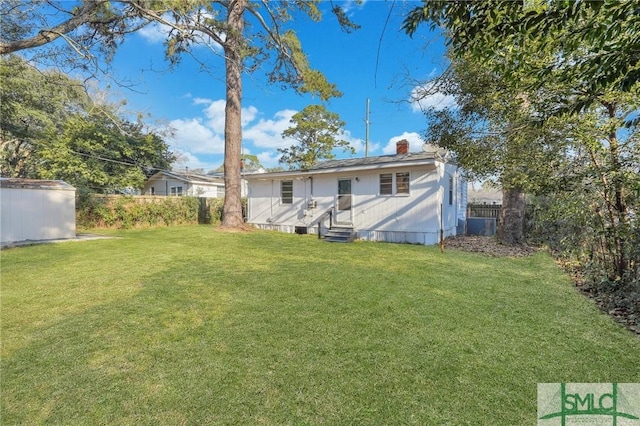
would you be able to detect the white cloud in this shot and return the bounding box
[243,109,297,150]
[381,132,424,155]
[342,0,367,14]
[202,100,226,134]
[256,151,282,168]
[167,98,385,171]
[171,149,220,172]
[166,99,301,170]
[193,97,212,105]
[410,84,457,113]
[201,100,260,135]
[342,129,378,156]
[242,105,259,126]
[137,14,223,53]
[168,118,225,154]
[138,21,172,44]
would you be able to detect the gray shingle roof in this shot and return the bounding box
[150,171,223,184]
[308,151,439,170]
[244,152,447,179]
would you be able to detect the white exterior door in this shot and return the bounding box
[335,178,353,225]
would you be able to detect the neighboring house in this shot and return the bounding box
[0,178,76,245]
[142,171,229,198]
[467,183,502,205]
[245,140,467,245]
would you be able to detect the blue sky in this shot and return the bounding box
[106,1,452,171]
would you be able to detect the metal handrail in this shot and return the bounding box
[308,207,333,239]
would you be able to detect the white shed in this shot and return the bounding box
[0,179,76,244]
[246,141,467,245]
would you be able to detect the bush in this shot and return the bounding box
[76,195,234,229]
[526,193,639,329]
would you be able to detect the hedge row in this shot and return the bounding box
[76,194,227,229]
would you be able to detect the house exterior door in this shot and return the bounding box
[335,178,353,224]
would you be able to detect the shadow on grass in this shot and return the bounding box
[2,240,639,425]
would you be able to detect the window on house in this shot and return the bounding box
[448,176,454,205]
[281,180,293,204]
[170,186,183,196]
[380,173,393,195]
[217,186,225,198]
[150,186,155,195]
[380,172,411,195]
[396,172,410,194]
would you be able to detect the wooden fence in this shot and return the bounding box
[467,203,501,218]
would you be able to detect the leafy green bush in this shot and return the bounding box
[76,195,234,229]
[526,192,639,327]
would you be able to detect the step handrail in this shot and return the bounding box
[307,207,333,239]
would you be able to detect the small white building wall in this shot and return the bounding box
[143,177,225,198]
[143,177,186,196]
[247,162,465,245]
[247,177,311,233]
[143,175,245,198]
[1,185,76,243]
[187,184,221,198]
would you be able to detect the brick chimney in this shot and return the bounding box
[396,139,409,155]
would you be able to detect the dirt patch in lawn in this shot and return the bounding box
[443,235,539,257]
[214,224,255,233]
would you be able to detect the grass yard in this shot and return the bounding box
[1,226,639,425]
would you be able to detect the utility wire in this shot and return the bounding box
[12,138,175,175]
[374,0,396,89]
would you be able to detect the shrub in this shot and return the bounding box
[76,195,238,229]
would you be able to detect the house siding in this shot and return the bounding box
[247,160,465,245]
[0,180,76,243]
[142,175,224,197]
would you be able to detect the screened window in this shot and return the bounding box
[281,180,293,204]
[380,172,410,195]
[396,172,410,194]
[448,176,454,205]
[379,173,393,195]
[170,186,183,196]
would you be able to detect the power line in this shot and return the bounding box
[10,138,174,175]
[374,0,396,89]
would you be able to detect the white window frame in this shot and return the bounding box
[379,172,410,196]
[379,173,393,195]
[396,172,410,195]
[281,180,293,204]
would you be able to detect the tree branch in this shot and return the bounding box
[0,1,107,54]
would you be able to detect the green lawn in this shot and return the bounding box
[1,226,638,425]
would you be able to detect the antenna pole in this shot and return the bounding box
[365,98,370,157]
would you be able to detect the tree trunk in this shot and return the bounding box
[497,187,525,245]
[221,0,246,228]
[601,101,628,279]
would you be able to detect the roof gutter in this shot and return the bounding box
[244,159,438,180]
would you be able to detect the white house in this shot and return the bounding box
[142,171,226,197]
[467,183,503,205]
[1,178,76,245]
[245,140,467,245]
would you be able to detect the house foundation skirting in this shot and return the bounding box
[357,229,446,246]
[253,223,320,234]
[251,223,458,246]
